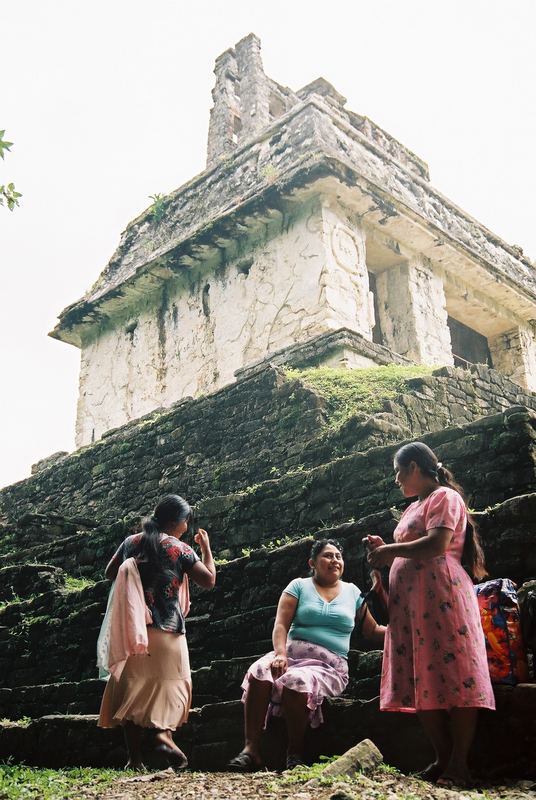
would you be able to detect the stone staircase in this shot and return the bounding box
[1,488,536,774]
[1,366,535,776]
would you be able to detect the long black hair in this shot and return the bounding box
[394,442,487,580]
[138,494,191,581]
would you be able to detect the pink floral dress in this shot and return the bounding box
[380,487,495,713]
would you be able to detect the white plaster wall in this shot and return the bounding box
[318,204,374,337]
[75,201,375,446]
[489,325,536,392]
[376,258,453,366]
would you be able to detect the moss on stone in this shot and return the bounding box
[63,576,96,593]
[285,365,434,428]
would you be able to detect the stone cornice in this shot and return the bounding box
[51,97,536,347]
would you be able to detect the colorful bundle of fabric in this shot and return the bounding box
[475,578,529,685]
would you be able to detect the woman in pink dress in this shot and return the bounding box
[366,442,494,788]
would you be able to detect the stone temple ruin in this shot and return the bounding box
[51,33,536,448]
[0,35,535,776]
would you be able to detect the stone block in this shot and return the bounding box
[320,738,383,776]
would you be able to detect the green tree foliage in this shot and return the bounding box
[0,130,22,210]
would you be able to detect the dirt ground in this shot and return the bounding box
[82,767,536,800]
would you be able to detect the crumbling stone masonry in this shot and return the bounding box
[50,34,536,447]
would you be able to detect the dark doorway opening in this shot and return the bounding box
[368,272,383,345]
[447,316,492,368]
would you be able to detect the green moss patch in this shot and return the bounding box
[63,576,96,592]
[285,365,434,428]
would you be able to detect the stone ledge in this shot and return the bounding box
[52,98,536,346]
[234,328,411,382]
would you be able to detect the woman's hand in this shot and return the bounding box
[190,529,216,589]
[362,534,386,552]
[194,528,211,551]
[367,544,395,568]
[270,653,288,678]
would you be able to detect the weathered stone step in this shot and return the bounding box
[0,650,384,721]
[0,521,126,578]
[194,407,536,558]
[1,362,534,532]
[1,406,534,579]
[0,563,66,602]
[1,684,534,777]
[0,581,109,688]
[0,701,427,772]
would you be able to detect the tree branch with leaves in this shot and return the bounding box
[0,130,22,211]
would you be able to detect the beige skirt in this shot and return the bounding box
[98,627,192,730]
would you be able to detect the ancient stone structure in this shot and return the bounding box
[1,34,535,779]
[50,34,536,447]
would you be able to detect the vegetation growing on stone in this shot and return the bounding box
[63,575,96,592]
[285,365,434,429]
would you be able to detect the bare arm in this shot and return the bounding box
[189,529,216,589]
[368,527,453,569]
[360,606,386,645]
[270,591,298,677]
[104,556,120,581]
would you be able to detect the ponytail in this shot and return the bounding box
[139,514,162,566]
[395,442,487,581]
[436,464,487,581]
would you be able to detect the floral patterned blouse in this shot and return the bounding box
[108,533,199,634]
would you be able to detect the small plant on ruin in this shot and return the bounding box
[149,192,166,222]
[0,130,22,211]
[260,162,278,182]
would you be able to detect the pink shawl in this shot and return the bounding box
[107,557,152,680]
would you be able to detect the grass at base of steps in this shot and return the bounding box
[0,765,124,799]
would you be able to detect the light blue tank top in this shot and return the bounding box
[284,577,364,658]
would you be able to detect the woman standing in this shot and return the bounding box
[98,494,216,769]
[366,442,494,788]
[228,539,385,771]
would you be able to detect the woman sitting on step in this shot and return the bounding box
[228,538,385,772]
[98,494,216,769]
[366,442,494,789]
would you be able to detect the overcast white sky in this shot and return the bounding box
[1,0,535,489]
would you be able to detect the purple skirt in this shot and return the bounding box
[241,638,348,728]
